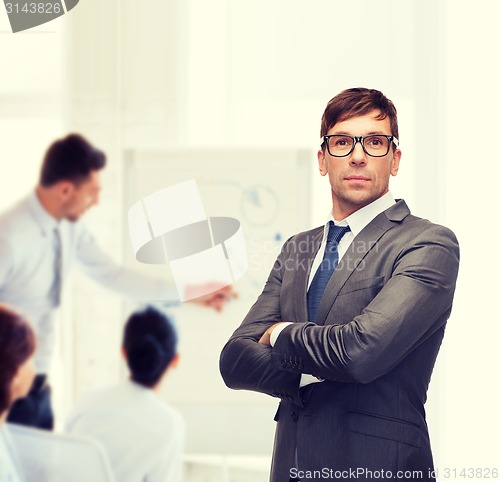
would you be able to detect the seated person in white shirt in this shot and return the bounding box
[0,304,36,482]
[66,306,184,482]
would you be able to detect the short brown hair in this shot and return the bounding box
[320,88,399,142]
[40,133,106,187]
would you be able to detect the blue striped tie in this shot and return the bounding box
[307,222,350,323]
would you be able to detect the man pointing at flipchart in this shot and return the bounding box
[0,133,232,430]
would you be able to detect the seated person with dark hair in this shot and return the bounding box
[66,307,183,482]
[0,304,36,482]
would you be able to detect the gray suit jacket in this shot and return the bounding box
[220,200,460,481]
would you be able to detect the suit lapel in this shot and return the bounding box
[292,227,323,322]
[314,200,410,326]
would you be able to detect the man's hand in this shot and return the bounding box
[186,284,237,312]
[258,322,286,345]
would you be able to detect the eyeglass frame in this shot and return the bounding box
[321,134,399,158]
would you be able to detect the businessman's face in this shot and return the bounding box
[61,169,102,222]
[318,110,401,220]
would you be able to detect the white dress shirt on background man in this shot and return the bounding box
[0,191,177,374]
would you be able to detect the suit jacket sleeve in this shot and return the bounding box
[271,224,460,384]
[219,237,303,406]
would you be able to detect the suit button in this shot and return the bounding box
[290,411,298,422]
[281,360,287,368]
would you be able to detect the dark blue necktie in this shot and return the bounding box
[307,222,350,323]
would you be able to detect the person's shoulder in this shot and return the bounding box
[402,213,458,245]
[0,196,32,232]
[112,396,182,476]
[278,225,323,254]
[65,383,127,431]
[295,225,324,239]
[82,381,181,430]
[148,396,184,425]
[0,196,37,254]
[386,211,459,265]
[383,200,457,245]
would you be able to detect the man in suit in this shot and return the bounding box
[220,88,459,481]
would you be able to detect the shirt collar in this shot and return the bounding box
[27,190,59,236]
[324,191,396,238]
[125,378,156,399]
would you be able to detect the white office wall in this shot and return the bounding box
[438,0,500,472]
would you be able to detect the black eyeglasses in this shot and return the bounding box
[322,134,399,157]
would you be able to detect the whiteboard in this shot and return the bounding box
[123,147,312,300]
[122,147,312,454]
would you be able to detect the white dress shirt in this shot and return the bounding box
[0,192,178,373]
[270,192,396,387]
[0,425,24,482]
[65,380,184,482]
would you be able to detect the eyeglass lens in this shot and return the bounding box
[327,135,391,157]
